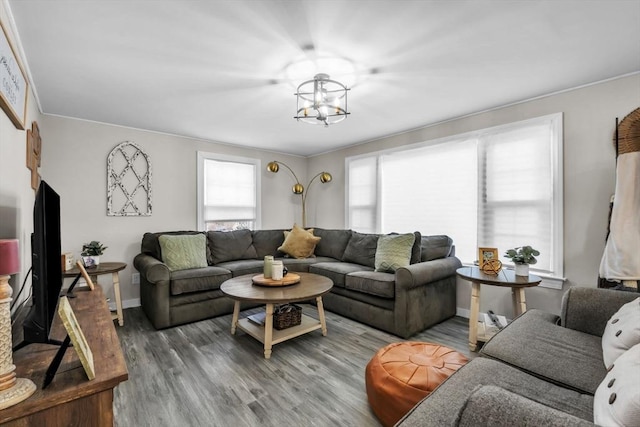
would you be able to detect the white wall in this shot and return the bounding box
[0,2,42,309]
[38,115,308,306]
[308,73,640,317]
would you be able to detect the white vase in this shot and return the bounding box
[82,255,100,268]
[515,263,529,276]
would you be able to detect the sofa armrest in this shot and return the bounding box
[561,287,638,337]
[133,253,170,284]
[456,385,594,427]
[396,257,462,290]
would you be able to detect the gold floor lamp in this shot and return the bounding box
[267,161,332,228]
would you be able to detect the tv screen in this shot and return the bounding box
[21,180,62,346]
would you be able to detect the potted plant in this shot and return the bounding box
[81,241,107,267]
[504,246,540,276]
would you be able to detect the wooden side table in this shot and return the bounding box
[456,266,541,351]
[63,262,126,326]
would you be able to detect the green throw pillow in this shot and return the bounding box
[375,233,416,273]
[158,234,208,271]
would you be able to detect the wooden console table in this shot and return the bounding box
[0,285,128,426]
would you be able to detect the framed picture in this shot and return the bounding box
[58,296,95,380]
[478,247,499,269]
[0,17,29,130]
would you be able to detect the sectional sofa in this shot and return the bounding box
[133,228,461,338]
[397,287,640,426]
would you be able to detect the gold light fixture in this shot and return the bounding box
[294,73,350,127]
[267,161,332,228]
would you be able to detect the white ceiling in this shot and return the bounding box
[7,0,640,156]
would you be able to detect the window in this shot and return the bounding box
[197,152,261,231]
[346,113,563,282]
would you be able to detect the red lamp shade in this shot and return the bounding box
[0,239,20,276]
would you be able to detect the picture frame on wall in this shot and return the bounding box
[478,247,499,269]
[0,17,29,130]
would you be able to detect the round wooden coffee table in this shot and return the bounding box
[220,272,333,359]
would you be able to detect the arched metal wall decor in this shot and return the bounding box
[107,141,152,216]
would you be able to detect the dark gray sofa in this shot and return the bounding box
[133,228,461,337]
[397,287,639,426]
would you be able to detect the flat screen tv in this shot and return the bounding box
[18,180,63,348]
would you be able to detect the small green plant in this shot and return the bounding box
[504,246,539,265]
[81,241,107,256]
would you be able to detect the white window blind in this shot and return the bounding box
[379,138,478,263]
[197,152,260,231]
[347,156,378,233]
[346,113,562,277]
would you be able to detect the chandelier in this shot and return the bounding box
[294,73,350,127]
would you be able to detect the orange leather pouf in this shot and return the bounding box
[365,342,468,427]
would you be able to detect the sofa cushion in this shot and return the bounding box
[396,358,594,426]
[215,259,264,277]
[278,225,321,258]
[342,232,379,268]
[158,234,209,272]
[457,385,594,427]
[375,233,415,273]
[169,266,232,295]
[480,309,606,394]
[420,235,453,261]
[601,297,640,369]
[251,229,286,258]
[309,262,373,288]
[313,228,352,259]
[593,343,640,427]
[282,256,336,273]
[345,271,395,299]
[207,229,258,264]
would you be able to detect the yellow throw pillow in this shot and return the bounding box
[278,225,321,259]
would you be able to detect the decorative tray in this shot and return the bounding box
[252,273,300,287]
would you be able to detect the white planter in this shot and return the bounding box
[514,263,529,276]
[82,255,100,267]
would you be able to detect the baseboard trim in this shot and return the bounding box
[108,298,141,311]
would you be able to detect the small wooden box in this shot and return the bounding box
[61,252,74,271]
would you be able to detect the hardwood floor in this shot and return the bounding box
[113,305,473,426]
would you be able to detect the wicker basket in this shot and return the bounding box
[273,304,302,330]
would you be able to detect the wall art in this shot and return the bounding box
[107,141,152,216]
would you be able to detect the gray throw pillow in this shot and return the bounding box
[342,232,379,268]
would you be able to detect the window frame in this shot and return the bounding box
[196,151,261,231]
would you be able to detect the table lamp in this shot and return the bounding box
[0,239,36,409]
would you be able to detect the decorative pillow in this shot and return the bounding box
[594,343,640,426]
[158,234,208,271]
[602,297,640,369]
[277,225,321,259]
[342,231,379,268]
[375,233,416,272]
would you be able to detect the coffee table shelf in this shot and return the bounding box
[237,313,322,346]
